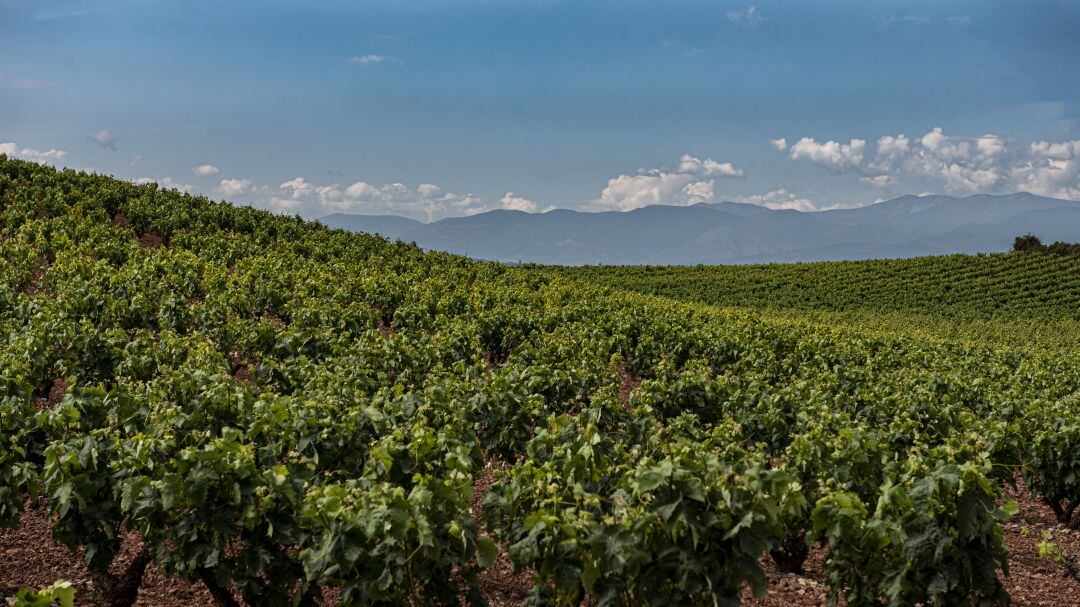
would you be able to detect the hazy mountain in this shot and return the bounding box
[319,213,423,239]
[319,193,1080,265]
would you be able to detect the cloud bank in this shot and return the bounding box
[0,142,67,163]
[781,127,1080,200]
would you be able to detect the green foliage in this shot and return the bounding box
[554,252,1080,321]
[813,455,1014,606]
[485,413,800,606]
[1023,400,1080,527]
[1014,233,1080,254]
[551,251,1080,352]
[1,157,1078,606]
[11,581,75,607]
[1012,233,1043,252]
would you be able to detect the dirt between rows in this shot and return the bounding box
[2,479,1077,606]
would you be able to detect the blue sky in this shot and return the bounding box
[2,0,1079,220]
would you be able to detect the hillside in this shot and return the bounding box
[554,254,1080,352]
[320,193,1080,265]
[2,158,1079,606]
[557,253,1080,319]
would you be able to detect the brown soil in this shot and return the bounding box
[3,482,1077,606]
[0,498,212,606]
[137,231,163,249]
[617,364,642,408]
[1000,478,1080,606]
[34,378,70,410]
[227,351,254,383]
[24,256,48,297]
[469,460,534,606]
[112,213,130,229]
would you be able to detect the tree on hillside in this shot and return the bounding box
[1012,234,1043,253]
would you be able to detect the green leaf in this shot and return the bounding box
[476,536,498,568]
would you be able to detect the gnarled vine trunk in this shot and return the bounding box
[90,546,152,607]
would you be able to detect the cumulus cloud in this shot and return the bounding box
[1011,140,1080,201]
[858,174,899,190]
[193,164,220,177]
[591,154,745,211]
[499,192,538,213]
[218,178,255,197]
[782,126,1080,200]
[227,174,559,221]
[132,176,194,194]
[788,137,867,173]
[89,129,117,151]
[770,138,787,151]
[727,6,765,27]
[873,128,1009,193]
[732,188,821,211]
[237,175,487,221]
[677,154,745,177]
[349,54,386,65]
[0,141,67,164]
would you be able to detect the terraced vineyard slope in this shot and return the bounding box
[1,157,1079,606]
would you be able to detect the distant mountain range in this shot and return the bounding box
[319,193,1080,265]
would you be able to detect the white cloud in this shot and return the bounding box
[769,138,787,151]
[733,188,821,212]
[193,164,220,176]
[881,128,1008,193]
[0,142,67,164]
[349,54,386,65]
[677,154,745,177]
[280,176,317,199]
[341,180,487,221]
[858,174,899,190]
[785,126,1080,200]
[1011,140,1080,201]
[499,192,539,212]
[727,6,765,27]
[874,134,910,161]
[241,175,492,221]
[89,129,117,151]
[591,154,744,211]
[343,180,378,200]
[594,172,713,211]
[132,176,194,194]
[789,137,867,173]
[218,178,254,197]
[417,183,441,198]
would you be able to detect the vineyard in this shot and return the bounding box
[1,156,1079,606]
[554,255,1080,319]
[553,255,1080,353]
